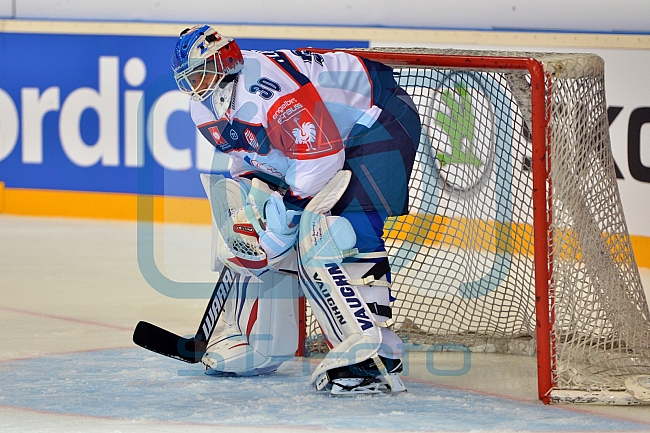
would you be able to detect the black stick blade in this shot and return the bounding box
[133,321,207,364]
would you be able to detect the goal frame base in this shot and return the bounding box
[550,390,647,406]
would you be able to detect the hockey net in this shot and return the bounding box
[302,48,650,404]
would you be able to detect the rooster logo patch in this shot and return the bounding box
[292,121,317,151]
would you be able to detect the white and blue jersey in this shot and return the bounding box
[191,49,420,253]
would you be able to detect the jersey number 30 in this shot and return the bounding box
[249,78,281,100]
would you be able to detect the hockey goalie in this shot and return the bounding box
[170,25,420,395]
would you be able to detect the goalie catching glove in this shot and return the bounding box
[201,174,301,277]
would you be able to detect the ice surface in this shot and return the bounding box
[1,216,650,432]
[1,348,649,432]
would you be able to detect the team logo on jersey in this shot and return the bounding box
[208,126,227,145]
[292,122,317,150]
[244,128,260,150]
[229,129,239,141]
[267,85,343,160]
[282,111,333,157]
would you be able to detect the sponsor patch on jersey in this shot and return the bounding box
[208,126,227,145]
[244,128,260,150]
[272,98,300,124]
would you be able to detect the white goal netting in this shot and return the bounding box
[303,48,650,398]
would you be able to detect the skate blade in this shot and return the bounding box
[329,378,407,396]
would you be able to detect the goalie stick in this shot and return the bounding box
[132,266,236,363]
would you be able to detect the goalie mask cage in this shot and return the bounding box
[299,48,650,404]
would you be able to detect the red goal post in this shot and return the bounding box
[297,47,650,405]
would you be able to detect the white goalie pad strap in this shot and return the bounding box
[346,252,391,287]
[355,252,389,259]
[202,270,300,375]
[345,251,391,288]
[346,277,391,287]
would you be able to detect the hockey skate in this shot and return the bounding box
[323,356,407,396]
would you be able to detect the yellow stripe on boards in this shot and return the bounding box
[385,214,650,268]
[2,187,211,224]
[2,186,650,268]
[0,182,5,213]
[630,237,650,270]
[384,214,535,256]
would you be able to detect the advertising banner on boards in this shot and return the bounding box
[1,28,649,242]
[0,32,367,199]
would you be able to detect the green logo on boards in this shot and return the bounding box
[434,85,483,168]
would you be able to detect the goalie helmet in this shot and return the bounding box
[171,25,244,101]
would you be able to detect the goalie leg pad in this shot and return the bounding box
[297,171,405,393]
[308,263,406,395]
[299,260,383,356]
[202,270,300,376]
